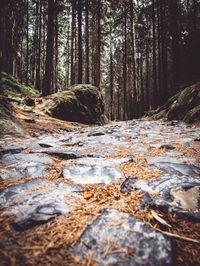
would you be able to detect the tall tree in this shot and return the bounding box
[152,0,158,109]
[43,0,55,96]
[77,0,83,83]
[85,0,90,83]
[123,1,127,120]
[70,0,76,85]
[170,0,179,90]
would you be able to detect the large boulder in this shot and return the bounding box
[149,83,200,123]
[43,84,105,124]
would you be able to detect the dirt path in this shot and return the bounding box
[0,114,199,265]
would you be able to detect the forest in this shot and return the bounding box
[0,1,200,266]
[1,0,200,120]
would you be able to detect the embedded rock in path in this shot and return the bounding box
[120,176,200,221]
[63,165,124,184]
[147,156,198,165]
[73,209,175,266]
[147,156,200,176]
[0,153,53,181]
[73,157,131,167]
[34,147,81,159]
[150,162,200,176]
[0,179,82,231]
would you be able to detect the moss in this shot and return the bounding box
[0,72,40,100]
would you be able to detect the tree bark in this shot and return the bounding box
[85,0,90,83]
[43,0,54,96]
[78,0,83,84]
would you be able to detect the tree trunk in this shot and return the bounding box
[123,1,127,121]
[170,0,179,91]
[152,0,158,109]
[129,0,137,118]
[26,0,29,84]
[70,0,75,85]
[43,0,54,96]
[78,0,83,84]
[110,40,114,120]
[85,0,90,83]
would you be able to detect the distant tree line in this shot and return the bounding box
[0,0,200,120]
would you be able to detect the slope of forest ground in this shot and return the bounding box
[0,74,200,265]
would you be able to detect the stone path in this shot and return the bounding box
[0,119,199,265]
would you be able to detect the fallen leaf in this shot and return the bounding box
[83,192,93,200]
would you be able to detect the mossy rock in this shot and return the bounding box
[150,83,200,123]
[44,84,105,124]
[167,84,200,121]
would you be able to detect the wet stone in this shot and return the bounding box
[87,147,119,158]
[0,147,25,155]
[150,162,200,176]
[130,144,149,155]
[143,185,200,221]
[0,179,82,231]
[63,165,124,184]
[147,156,198,165]
[121,176,200,221]
[88,131,106,137]
[34,147,81,159]
[73,209,175,266]
[0,153,53,181]
[147,156,199,176]
[72,157,131,167]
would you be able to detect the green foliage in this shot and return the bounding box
[0,72,40,101]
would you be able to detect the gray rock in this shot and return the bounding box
[147,156,198,165]
[0,153,53,181]
[121,176,200,221]
[0,179,82,231]
[73,209,175,266]
[88,131,106,136]
[34,147,81,159]
[147,156,199,176]
[63,165,124,184]
[153,162,200,176]
[72,157,131,167]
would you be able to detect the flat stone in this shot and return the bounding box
[121,175,200,194]
[72,157,131,167]
[87,147,119,158]
[1,153,53,165]
[120,177,153,193]
[63,165,124,184]
[73,209,175,266]
[0,153,53,181]
[152,162,200,176]
[0,179,82,231]
[147,156,198,165]
[34,147,81,159]
[130,144,149,155]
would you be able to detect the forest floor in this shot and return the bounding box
[0,105,200,266]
